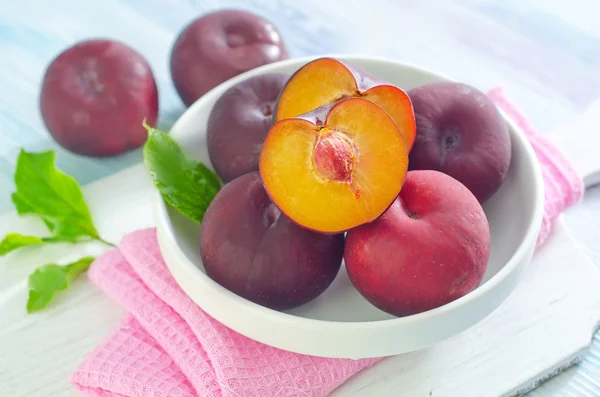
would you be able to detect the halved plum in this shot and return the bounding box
[260,97,408,233]
[274,57,416,151]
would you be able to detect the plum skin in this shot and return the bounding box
[407,82,511,203]
[170,9,288,107]
[40,39,159,157]
[199,171,344,311]
[344,170,491,317]
[207,73,289,182]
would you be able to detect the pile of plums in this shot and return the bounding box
[38,9,512,317]
[201,57,511,317]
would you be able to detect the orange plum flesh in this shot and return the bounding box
[260,97,409,233]
[275,57,416,151]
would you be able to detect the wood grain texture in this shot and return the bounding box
[1,0,600,395]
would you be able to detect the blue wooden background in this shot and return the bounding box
[1,0,599,395]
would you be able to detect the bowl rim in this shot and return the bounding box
[152,54,545,331]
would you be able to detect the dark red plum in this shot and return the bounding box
[345,170,490,317]
[199,171,344,311]
[40,39,159,157]
[170,10,288,107]
[207,73,289,182]
[407,82,511,203]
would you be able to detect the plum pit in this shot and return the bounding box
[312,131,357,183]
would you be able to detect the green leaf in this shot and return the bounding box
[13,192,56,231]
[26,256,95,313]
[13,150,98,241]
[0,233,44,256]
[143,123,222,223]
[12,192,37,215]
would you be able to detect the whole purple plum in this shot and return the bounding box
[200,171,344,311]
[170,9,288,106]
[40,39,158,157]
[408,82,511,203]
[207,73,289,182]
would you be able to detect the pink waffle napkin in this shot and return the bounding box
[70,89,584,397]
[487,87,584,246]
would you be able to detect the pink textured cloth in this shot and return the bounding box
[487,87,585,246]
[70,90,584,397]
[71,231,379,397]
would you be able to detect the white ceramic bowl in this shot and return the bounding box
[152,55,544,359]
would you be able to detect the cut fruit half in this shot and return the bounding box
[260,97,408,233]
[274,57,417,151]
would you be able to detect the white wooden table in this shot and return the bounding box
[1,1,600,395]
